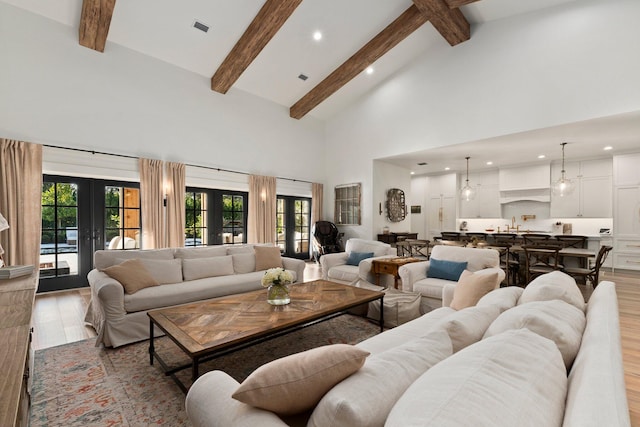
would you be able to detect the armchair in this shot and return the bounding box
[320,238,397,286]
[398,245,505,313]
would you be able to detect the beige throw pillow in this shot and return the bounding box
[102,258,159,294]
[232,344,369,416]
[254,246,283,271]
[117,257,183,285]
[450,270,499,310]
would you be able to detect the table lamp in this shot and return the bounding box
[0,212,8,268]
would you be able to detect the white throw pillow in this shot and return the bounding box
[519,271,585,312]
[182,255,234,281]
[386,329,567,427]
[430,305,500,353]
[174,246,228,259]
[484,299,586,369]
[118,257,183,285]
[308,330,452,427]
[477,286,524,313]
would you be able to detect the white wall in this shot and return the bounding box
[325,0,640,237]
[372,161,412,236]
[0,3,325,185]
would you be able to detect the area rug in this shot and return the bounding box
[30,314,380,426]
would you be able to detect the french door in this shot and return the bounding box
[185,188,248,246]
[39,176,141,292]
[276,196,311,259]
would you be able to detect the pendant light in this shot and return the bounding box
[552,142,575,197]
[460,157,476,201]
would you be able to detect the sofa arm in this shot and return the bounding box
[319,252,349,279]
[86,269,127,344]
[442,283,456,307]
[398,261,429,292]
[186,371,289,427]
[281,257,306,283]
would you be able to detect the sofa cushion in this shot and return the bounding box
[254,246,284,271]
[386,329,567,427]
[450,270,499,310]
[431,305,500,353]
[174,246,228,259]
[427,258,467,281]
[132,258,183,285]
[518,270,585,312]
[227,245,255,255]
[327,264,359,283]
[94,248,174,270]
[232,253,256,274]
[346,251,374,266]
[232,344,369,416]
[477,286,524,313]
[484,300,586,368]
[102,258,159,294]
[308,330,452,427]
[182,255,235,281]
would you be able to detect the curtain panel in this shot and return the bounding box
[165,162,185,248]
[248,175,277,244]
[0,139,43,267]
[311,182,323,257]
[139,158,165,249]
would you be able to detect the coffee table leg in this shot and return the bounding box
[379,295,384,332]
[192,358,199,382]
[149,318,154,365]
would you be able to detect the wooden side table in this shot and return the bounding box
[371,257,422,289]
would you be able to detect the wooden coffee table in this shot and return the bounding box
[371,257,423,288]
[147,280,384,392]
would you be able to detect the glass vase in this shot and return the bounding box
[267,283,290,305]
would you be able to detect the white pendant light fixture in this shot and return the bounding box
[552,142,575,197]
[460,156,476,201]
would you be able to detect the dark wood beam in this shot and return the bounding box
[413,0,470,46]
[289,5,428,120]
[445,0,481,8]
[79,0,116,52]
[211,0,303,94]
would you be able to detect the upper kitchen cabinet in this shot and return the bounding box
[550,158,612,218]
[614,153,640,186]
[459,170,500,218]
[499,164,550,191]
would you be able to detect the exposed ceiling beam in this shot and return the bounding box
[445,0,482,8]
[413,0,470,46]
[289,5,428,120]
[211,0,303,94]
[79,0,116,52]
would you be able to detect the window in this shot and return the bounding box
[185,188,247,245]
[334,183,361,225]
[277,196,311,259]
[104,186,141,250]
[41,181,79,277]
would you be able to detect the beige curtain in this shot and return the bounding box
[0,139,43,267]
[310,182,324,257]
[165,162,185,248]
[139,158,165,249]
[248,175,277,244]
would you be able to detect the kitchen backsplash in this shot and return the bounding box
[459,217,613,236]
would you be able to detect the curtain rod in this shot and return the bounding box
[43,144,313,184]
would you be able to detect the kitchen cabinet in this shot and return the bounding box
[614,153,640,186]
[426,173,456,240]
[550,159,612,218]
[613,185,640,270]
[459,170,501,218]
[499,164,550,191]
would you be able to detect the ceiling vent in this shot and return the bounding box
[193,20,210,33]
[417,162,427,166]
[298,74,308,81]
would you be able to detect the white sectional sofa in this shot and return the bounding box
[185,272,629,427]
[399,245,505,312]
[85,245,306,347]
[320,238,397,287]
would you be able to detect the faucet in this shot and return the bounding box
[511,216,516,229]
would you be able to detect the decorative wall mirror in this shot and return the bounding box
[386,188,406,222]
[334,183,361,225]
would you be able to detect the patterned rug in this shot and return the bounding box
[30,314,380,426]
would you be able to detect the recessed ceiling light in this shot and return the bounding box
[538,154,546,159]
[486,161,493,165]
[313,31,322,41]
[604,146,613,151]
[410,171,415,175]
[445,167,450,171]
[365,67,374,75]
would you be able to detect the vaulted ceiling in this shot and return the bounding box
[4,0,580,120]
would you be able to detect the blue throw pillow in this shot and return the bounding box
[346,251,375,266]
[427,258,468,281]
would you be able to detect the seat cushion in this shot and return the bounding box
[413,277,455,299]
[327,264,360,283]
[386,329,567,427]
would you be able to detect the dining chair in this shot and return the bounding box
[522,245,562,284]
[491,233,517,245]
[554,235,588,249]
[405,239,430,258]
[564,245,613,287]
[522,234,553,247]
[481,243,519,287]
[395,240,411,257]
[441,232,462,241]
[439,240,467,247]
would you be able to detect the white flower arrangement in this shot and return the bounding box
[261,267,293,287]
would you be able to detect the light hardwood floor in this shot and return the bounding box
[32,263,640,424]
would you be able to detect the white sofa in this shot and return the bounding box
[320,238,397,287]
[85,245,306,347]
[185,272,630,427]
[399,245,505,313]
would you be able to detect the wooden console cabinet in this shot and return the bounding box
[377,232,418,244]
[0,274,37,427]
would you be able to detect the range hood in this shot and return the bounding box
[499,164,551,203]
